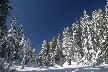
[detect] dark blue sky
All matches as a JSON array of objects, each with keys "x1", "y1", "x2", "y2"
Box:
[{"x1": 7, "y1": 0, "x2": 106, "y2": 54}]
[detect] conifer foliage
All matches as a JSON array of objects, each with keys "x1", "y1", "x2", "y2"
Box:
[
  {"x1": 0, "y1": 0, "x2": 37, "y2": 71},
  {"x1": 1, "y1": 0, "x2": 108, "y2": 71},
  {"x1": 38, "y1": 0, "x2": 108, "y2": 66}
]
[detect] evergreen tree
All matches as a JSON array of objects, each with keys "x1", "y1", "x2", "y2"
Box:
[
  {"x1": 20, "y1": 35, "x2": 27, "y2": 69},
  {"x1": 91, "y1": 9, "x2": 104, "y2": 62},
  {"x1": 102, "y1": 0, "x2": 108, "y2": 63},
  {"x1": 0, "y1": 0, "x2": 13, "y2": 59},
  {"x1": 26, "y1": 38, "x2": 33, "y2": 66},
  {"x1": 0, "y1": 0, "x2": 13, "y2": 38},
  {"x1": 32, "y1": 48, "x2": 37, "y2": 67},
  {"x1": 49, "y1": 37, "x2": 57, "y2": 66},
  {"x1": 62, "y1": 27, "x2": 73, "y2": 65},
  {"x1": 54, "y1": 33, "x2": 64, "y2": 66},
  {"x1": 17, "y1": 25, "x2": 24, "y2": 61},
  {"x1": 80, "y1": 10, "x2": 97, "y2": 65},
  {"x1": 91, "y1": 10, "x2": 100, "y2": 51},
  {"x1": 7, "y1": 15, "x2": 17, "y2": 61},
  {"x1": 39, "y1": 40, "x2": 49, "y2": 66},
  {"x1": 72, "y1": 19, "x2": 82, "y2": 63}
]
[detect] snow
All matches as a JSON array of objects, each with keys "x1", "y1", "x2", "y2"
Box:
[
  {"x1": 63, "y1": 61, "x2": 77, "y2": 66},
  {"x1": 9, "y1": 61, "x2": 108, "y2": 72},
  {"x1": 2, "y1": 1, "x2": 108, "y2": 72},
  {"x1": 12, "y1": 65, "x2": 108, "y2": 72}
]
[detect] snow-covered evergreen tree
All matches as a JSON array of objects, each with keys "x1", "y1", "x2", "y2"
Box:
[
  {"x1": 31, "y1": 48, "x2": 37, "y2": 67},
  {"x1": 26, "y1": 41, "x2": 37, "y2": 67},
  {"x1": 49, "y1": 37, "x2": 57, "y2": 66},
  {"x1": 26, "y1": 38, "x2": 33, "y2": 66},
  {"x1": 17, "y1": 25, "x2": 24, "y2": 62},
  {"x1": 20, "y1": 33, "x2": 27, "y2": 69},
  {"x1": 80, "y1": 10, "x2": 97, "y2": 65},
  {"x1": 91, "y1": 9, "x2": 104, "y2": 63},
  {"x1": 0, "y1": 0, "x2": 13, "y2": 39},
  {"x1": 102, "y1": 0, "x2": 108, "y2": 63},
  {"x1": 38, "y1": 40, "x2": 50, "y2": 66},
  {"x1": 0, "y1": 0, "x2": 13, "y2": 60},
  {"x1": 62, "y1": 27, "x2": 73, "y2": 65},
  {"x1": 91, "y1": 10, "x2": 99, "y2": 50},
  {"x1": 72, "y1": 19, "x2": 82, "y2": 63},
  {"x1": 54, "y1": 33, "x2": 64, "y2": 66},
  {"x1": 7, "y1": 15, "x2": 18, "y2": 61}
]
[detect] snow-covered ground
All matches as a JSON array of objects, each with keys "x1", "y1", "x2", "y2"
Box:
[
  {"x1": 13, "y1": 65, "x2": 108, "y2": 72},
  {"x1": 10, "y1": 61, "x2": 108, "y2": 72}
]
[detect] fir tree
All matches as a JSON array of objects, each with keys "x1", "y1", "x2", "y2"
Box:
[
  {"x1": 7, "y1": 15, "x2": 18, "y2": 61},
  {"x1": 62, "y1": 27, "x2": 73, "y2": 65},
  {"x1": 49, "y1": 37, "x2": 57, "y2": 66},
  {"x1": 72, "y1": 19, "x2": 82, "y2": 62},
  {"x1": 80, "y1": 10, "x2": 97, "y2": 65},
  {"x1": 20, "y1": 33, "x2": 27, "y2": 69},
  {"x1": 0, "y1": 0, "x2": 13, "y2": 38},
  {"x1": 102, "y1": 0, "x2": 108, "y2": 63},
  {"x1": 54, "y1": 33, "x2": 64, "y2": 66},
  {"x1": 17, "y1": 25, "x2": 24, "y2": 61},
  {"x1": 32, "y1": 48, "x2": 37, "y2": 67},
  {"x1": 39, "y1": 40, "x2": 50, "y2": 66},
  {"x1": 0, "y1": 0, "x2": 13, "y2": 60},
  {"x1": 26, "y1": 38, "x2": 33, "y2": 66}
]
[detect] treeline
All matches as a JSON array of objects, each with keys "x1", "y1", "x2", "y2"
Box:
[
  {"x1": 38, "y1": 0, "x2": 108, "y2": 66},
  {"x1": 1, "y1": 0, "x2": 108, "y2": 71},
  {"x1": 0, "y1": 0, "x2": 37, "y2": 70}
]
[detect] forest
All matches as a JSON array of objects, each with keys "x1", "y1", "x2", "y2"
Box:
[{"x1": 0, "y1": 0, "x2": 108, "y2": 71}]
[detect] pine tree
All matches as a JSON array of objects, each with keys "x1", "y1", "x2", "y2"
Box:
[
  {"x1": 91, "y1": 10, "x2": 100, "y2": 51},
  {"x1": 17, "y1": 25, "x2": 24, "y2": 61},
  {"x1": 91, "y1": 9, "x2": 104, "y2": 63},
  {"x1": 54, "y1": 33, "x2": 64, "y2": 66},
  {"x1": 0, "y1": 27, "x2": 9, "y2": 59},
  {"x1": 26, "y1": 38, "x2": 32, "y2": 66},
  {"x1": 0, "y1": 0, "x2": 13, "y2": 60},
  {"x1": 80, "y1": 10, "x2": 97, "y2": 65},
  {"x1": 62, "y1": 27, "x2": 73, "y2": 65},
  {"x1": 72, "y1": 19, "x2": 82, "y2": 63},
  {"x1": 102, "y1": 0, "x2": 108, "y2": 63},
  {"x1": 32, "y1": 48, "x2": 37, "y2": 67},
  {"x1": 20, "y1": 35, "x2": 27, "y2": 69},
  {"x1": 72, "y1": 19, "x2": 82, "y2": 48},
  {"x1": 7, "y1": 15, "x2": 18, "y2": 61},
  {"x1": 0, "y1": 0, "x2": 13, "y2": 38},
  {"x1": 49, "y1": 37, "x2": 57, "y2": 66},
  {"x1": 17, "y1": 25, "x2": 32, "y2": 69},
  {"x1": 39, "y1": 40, "x2": 49, "y2": 66},
  {"x1": 91, "y1": 8, "x2": 106, "y2": 64}
]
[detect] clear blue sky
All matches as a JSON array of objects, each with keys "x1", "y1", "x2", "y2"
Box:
[{"x1": 7, "y1": 0, "x2": 106, "y2": 54}]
